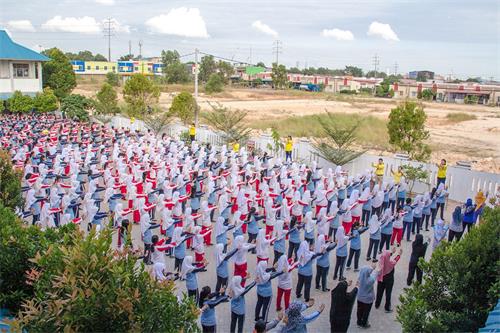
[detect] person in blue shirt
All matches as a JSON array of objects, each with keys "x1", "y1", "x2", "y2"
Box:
[
  {"x1": 422, "y1": 192, "x2": 432, "y2": 231},
  {"x1": 181, "y1": 255, "x2": 207, "y2": 302},
  {"x1": 379, "y1": 208, "x2": 394, "y2": 253},
  {"x1": 215, "y1": 244, "x2": 237, "y2": 292},
  {"x1": 462, "y1": 198, "x2": 476, "y2": 233},
  {"x1": 315, "y1": 234, "x2": 338, "y2": 292},
  {"x1": 279, "y1": 300, "x2": 325, "y2": 333},
  {"x1": 255, "y1": 261, "x2": 274, "y2": 322},
  {"x1": 273, "y1": 220, "x2": 286, "y2": 265},
  {"x1": 396, "y1": 182, "x2": 407, "y2": 210},
  {"x1": 172, "y1": 226, "x2": 190, "y2": 272},
  {"x1": 296, "y1": 240, "x2": 320, "y2": 302},
  {"x1": 287, "y1": 217, "x2": 303, "y2": 261},
  {"x1": 430, "y1": 188, "x2": 438, "y2": 227},
  {"x1": 402, "y1": 198, "x2": 414, "y2": 242},
  {"x1": 247, "y1": 207, "x2": 265, "y2": 251},
  {"x1": 346, "y1": 223, "x2": 368, "y2": 272},
  {"x1": 199, "y1": 286, "x2": 229, "y2": 333},
  {"x1": 436, "y1": 183, "x2": 448, "y2": 220},
  {"x1": 366, "y1": 215, "x2": 381, "y2": 261},
  {"x1": 334, "y1": 226, "x2": 350, "y2": 280},
  {"x1": 229, "y1": 275, "x2": 256, "y2": 333}
]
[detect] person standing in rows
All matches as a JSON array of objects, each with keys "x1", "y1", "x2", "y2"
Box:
[
  {"x1": 329, "y1": 280, "x2": 358, "y2": 333},
  {"x1": 366, "y1": 215, "x2": 381, "y2": 262},
  {"x1": 356, "y1": 264, "x2": 380, "y2": 329},
  {"x1": 296, "y1": 240, "x2": 317, "y2": 302},
  {"x1": 276, "y1": 254, "x2": 299, "y2": 312},
  {"x1": 199, "y1": 286, "x2": 229, "y2": 333},
  {"x1": 375, "y1": 248, "x2": 402, "y2": 313},
  {"x1": 379, "y1": 208, "x2": 394, "y2": 253},
  {"x1": 448, "y1": 205, "x2": 464, "y2": 242},
  {"x1": 436, "y1": 184, "x2": 448, "y2": 220},
  {"x1": 229, "y1": 275, "x2": 256, "y2": 333},
  {"x1": 402, "y1": 198, "x2": 414, "y2": 242},
  {"x1": 333, "y1": 226, "x2": 349, "y2": 280},
  {"x1": 407, "y1": 234, "x2": 429, "y2": 285}
]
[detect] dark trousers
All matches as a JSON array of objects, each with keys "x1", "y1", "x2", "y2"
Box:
[
  {"x1": 255, "y1": 295, "x2": 271, "y2": 321},
  {"x1": 423, "y1": 214, "x2": 430, "y2": 230},
  {"x1": 402, "y1": 221, "x2": 412, "y2": 241},
  {"x1": 366, "y1": 238, "x2": 380, "y2": 260},
  {"x1": 361, "y1": 209, "x2": 371, "y2": 225},
  {"x1": 375, "y1": 274, "x2": 394, "y2": 311},
  {"x1": 230, "y1": 311, "x2": 245, "y2": 333},
  {"x1": 216, "y1": 276, "x2": 228, "y2": 292},
  {"x1": 407, "y1": 261, "x2": 423, "y2": 286},
  {"x1": 175, "y1": 257, "x2": 184, "y2": 272},
  {"x1": 248, "y1": 233, "x2": 257, "y2": 253},
  {"x1": 285, "y1": 151, "x2": 292, "y2": 162},
  {"x1": 430, "y1": 208, "x2": 437, "y2": 227},
  {"x1": 372, "y1": 206, "x2": 382, "y2": 218},
  {"x1": 437, "y1": 177, "x2": 446, "y2": 186},
  {"x1": 437, "y1": 202, "x2": 445, "y2": 220},
  {"x1": 397, "y1": 197, "x2": 405, "y2": 210},
  {"x1": 333, "y1": 255, "x2": 346, "y2": 280},
  {"x1": 288, "y1": 242, "x2": 300, "y2": 261},
  {"x1": 346, "y1": 248, "x2": 360, "y2": 270},
  {"x1": 412, "y1": 216, "x2": 422, "y2": 234},
  {"x1": 296, "y1": 274, "x2": 312, "y2": 301},
  {"x1": 328, "y1": 227, "x2": 337, "y2": 241},
  {"x1": 315, "y1": 265, "x2": 329, "y2": 290},
  {"x1": 463, "y1": 222, "x2": 473, "y2": 233},
  {"x1": 202, "y1": 324, "x2": 216, "y2": 333},
  {"x1": 448, "y1": 229, "x2": 463, "y2": 242},
  {"x1": 389, "y1": 200, "x2": 396, "y2": 214},
  {"x1": 187, "y1": 288, "x2": 199, "y2": 305},
  {"x1": 379, "y1": 233, "x2": 391, "y2": 252},
  {"x1": 356, "y1": 301, "x2": 373, "y2": 327}
]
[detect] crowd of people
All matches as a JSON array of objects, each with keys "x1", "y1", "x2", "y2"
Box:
[{"x1": 1, "y1": 113, "x2": 495, "y2": 333}]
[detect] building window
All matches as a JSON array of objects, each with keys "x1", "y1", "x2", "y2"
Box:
[
  {"x1": 35, "y1": 63, "x2": 39, "y2": 79},
  {"x1": 411, "y1": 91, "x2": 417, "y2": 97},
  {"x1": 87, "y1": 66, "x2": 91, "y2": 70},
  {"x1": 96, "y1": 66, "x2": 100, "y2": 70},
  {"x1": 104, "y1": 66, "x2": 108, "y2": 70},
  {"x1": 13, "y1": 63, "x2": 29, "y2": 78},
  {"x1": 112, "y1": 66, "x2": 116, "y2": 71},
  {"x1": 134, "y1": 67, "x2": 139, "y2": 71}
]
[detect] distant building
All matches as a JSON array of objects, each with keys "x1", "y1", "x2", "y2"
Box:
[
  {"x1": 71, "y1": 60, "x2": 164, "y2": 76},
  {"x1": 409, "y1": 70, "x2": 435, "y2": 81},
  {"x1": 0, "y1": 30, "x2": 49, "y2": 99}
]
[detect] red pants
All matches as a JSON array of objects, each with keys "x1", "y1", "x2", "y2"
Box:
[
  {"x1": 342, "y1": 221, "x2": 353, "y2": 235},
  {"x1": 265, "y1": 225, "x2": 274, "y2": 237},
  {"x1": 234, "y1": 262, "x2": 247, "y2": 286},
  {"x1": 186, "y1": 237, "x2": 192, "y2": 249},
  {"x1": 352, "y1": 215, "x2": 361, "y2": 223},
  {"x1": 276, "y1": 287, "x2": 291, "y2": 311},
  {"x1": 133, "y1": 210, "x2": 140, "y2": 223},
  {"x1": 391, "y1": 227, "x2": 403, "y2": 245},
  {"x1": 240, "y1": 214, "x2": 247, "y2": 234},
  {"x1": 195, "y1": 251, "x2": 204, "y2": 267},
  {"x1": 201, "y1": 225, "x2": 212, "y2": 245}
]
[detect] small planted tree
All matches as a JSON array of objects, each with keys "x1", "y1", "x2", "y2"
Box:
[
  {"x1": 400, "y1": 164, "x2": 429, "y2": 194},
  {"x1": 420, "y1": 89, "x2": 435, "y2": 101},
  {"x1": 60, "y1": 94, "x2": 94, "y2": 121},
  {"x1": 105, "y1": 71, "x2": 120, "y2": 87},
  {"x1": 96, "y1": 83, "x2": 120, "y2": 115},
  {"x1": 397, "y1": 207, "x2": 500, "y2": 332},
  {"x1": 33, "y1": 88, "x2": 58, "y2": 113},
  {"x1": 205, "y1": 73, "x2": 224, "y2": 94},
  {"x1": 271, "y1": 63, "x2": 287, "y2": 89},
  {"x1": 123, "y1": 74, "x2": 160, "y2": 118},
  {"x1": 143, "y1": 108, "x2": 174, "y2": 136},
  {"x1": 387, "y1": 100, "x2": 431, "y2": 161},
  {"x1": 312, "y1": 111, "x2": 365, "y2": 166},
  {"x1": 203, "y1": 103, "x2": 252, "y2": 144},
  {"x1": 6, "y1": 91, "x2": 33, "y2": 113},
  {"x1": 266, "y1": 126, "x2": 284, "y2": 155},
  {"x1": 169, "y1": 92, "x2": 198, "y2": 125}
]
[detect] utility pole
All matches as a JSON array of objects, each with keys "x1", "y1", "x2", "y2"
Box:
[
  {"x1": 273, "y1": 40, "x2": 282, "y2": 65},
  {"x1": 393, "y1": 62, "x2": 399, "y2": 75},
  {"x1": 103, "y1": 18, "x2": 114, "y2": 62},
  {"x1": 249, "y1": 46, "x2": 252, "y2": 65},
  {"x1": 138, "y1": 40, "x2": 143, "y2": 59},
  {"x1": 128, "y1": 40, "x2": 132, "y2": 56},
  {"x1": 372, "y1": 53, "x2": 380, "y2": 76},
  {"x1": 194, "y1": 48, "x2": 199, "y2": 126}
]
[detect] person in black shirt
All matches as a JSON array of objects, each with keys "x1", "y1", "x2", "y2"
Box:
[{"x1": 406, "y1": 234, "x2": 429, "y2": 285}]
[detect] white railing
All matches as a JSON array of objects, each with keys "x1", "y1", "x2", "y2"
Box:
[{"x1": 106, "y1": 115, "x2": 500, "y2": 203}]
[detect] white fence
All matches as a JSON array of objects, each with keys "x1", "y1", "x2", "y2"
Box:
[{"x1": 107, "y1": 116, "x2": 500, "y2": 203}]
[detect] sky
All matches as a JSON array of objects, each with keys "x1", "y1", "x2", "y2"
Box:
[{"x1": 1, "y1": 0, "x2": 499, "y2": 79}]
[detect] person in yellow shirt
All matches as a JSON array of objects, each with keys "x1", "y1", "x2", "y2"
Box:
[
  {"x1": 285, "y1": 136, "x2": 293, "y2": 162},
  {"x1": 233, "y1": 142, "x2": 240, "y2": 153},
  {"x1": 189, "y1": 123, "x2": 196, "y2": 142},
  {"x1": 436, "y1": 159, "x2": 447, "y2": 186},
  {"x1": 390, "y1": 166, "x2": 404, "y2": 184},
  {"x1": 372, "y1": 158, "x2": 385, "y2": 184}
]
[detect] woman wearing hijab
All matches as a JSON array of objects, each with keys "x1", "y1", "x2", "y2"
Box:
[
  {"x1": 199, "y1": 286, "x2": 229, "y2": 333},
  {"x1": 356, "y1": 264, "x2": 379, "y2": 328},
  {"x1": 256, "y1": 228, "x2": 275, "y2": 264},
  {"x1": 328, "y1": 202, "x2": 340, "y2": 241},
  {"x1": 172, "y1": 226, "x2": 188, "y2": 271},
  {"x1": 448, "y1": 205, "x2": 464, "y2": 242},
  {"x1": 273, "y1": 220, "x2": 287, "y2": 265},
  {"x1": 462, "y1": 198, "x2": 476, "y2": 233},
  {"x1": 315, "y1": 234, "x2": 331, "y2": 292},
  {"x1": 276, "y1": 254, "x2": 299, "y2": 311},
  {"x1": 296, "y1": 240, "x2": 318, "y2": 302},
  {"x1": 233, "y1": 235, "x2": 256, "y2": 286},
  {"x1": 375, "y1": 248, "x2": 402, "y2": 312},
  {"x1": 379, "y1": 208, "x2": 394, "y2": 253},
  {"x1": 215, "y1": 243, "x2": 237, "y2": 292},
  {"x1": 436, "y1": 183, "x2": 448, "y2": 220},
  {"x1": 229, "y1": 275, "x2": 256, "y2": 333},
  {"x1": 255, "y1": 261, "x2": 273, "y2": 322},
  {"x1": 280, "y1": 300, "x2": 324, "y2": 333},
  {"x1": 366, "y1": 215, "x2": 381, "y2": 261},
  {"x1": 433, "y1": 219, "x2": 448, "y2": 250},
  {"x1": 407, "y1": 234, "x2": 428, "y2": 285},
  {"x1": 215, "y1": 216, "x2": 234, "y2": 252},
  {"x1": 333, "y1": 226, "x2": 349, "y2": 280},
  {"x1": 181, "y1": 255, "x2": 207, "y2": 302},
  {"x1": 330, "y1": 280, "x2": 358, "y2": 333}
]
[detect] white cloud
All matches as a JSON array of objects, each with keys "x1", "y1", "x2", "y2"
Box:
[
  {"x1": 95, "y1": 0, "x2": 115, "y2": 5},
  {"x1": 107, "y1": 18, "x2": 130, "y2": 33},
  {"x1": 251, "y1": 20, "x2": 278, "y2": 38},
  {"x1": 321, "y1": 28, "x2": 354, "y2": 41},
  {"x1": 145, "y1": 7, "x2": 209, "y2": 38},
  {"x1": 367, "y1": 21, "x2": 399, "y2": 41},
  {"x1": 7, "y1": 20, "x2": 35, "y2": 32},
  {"x1": 42, "y1": 16, "x2": 101, "y2": 34}
]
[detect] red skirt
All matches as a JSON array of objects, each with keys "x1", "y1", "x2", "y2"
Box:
[
  {"x1": 265, "y1": 225, "x2": 274, "y2": 237},
  {"x1": 342, "y1": 221, "x2": 353, "y2": 235},
  {"x1": 202, "y1": 225, "x2": 212, "y2": 245},
  {"x1": 133, "y1": 209, "x2": 140, "y2": 223},
  {"x1": 195, "y1": 251, "x2": 204, "y2": 266},
  {"x1": 234, "y1": 262, "x2": 247, "y2": 286}
]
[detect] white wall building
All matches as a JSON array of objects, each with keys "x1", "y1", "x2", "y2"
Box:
[{"x1": 0, "y1": 30, "x2": 49, "y2": 99}]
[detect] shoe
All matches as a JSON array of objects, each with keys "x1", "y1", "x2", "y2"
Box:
[
  {"x1": 366, "y1": 257, "x2": 371, "y2": 261},
  {"x1": 333, "y1": 276, "x2": 337, "y2": 280},
  {"x1": 385, "y1": 308, "x2": 393, "y2": 313},
  {"x1": 425, "y1": 228, "x2": 429, "y2": 231},
  {"x1": 322, "y1": 288, "x2": 330, "y2": 292},
  {"x1": 372, "y1": 259, "x2": 378, "y2": 263},
  {"x1": 315, "y1": 286, "x2": 320, "y2": 290},
  {"x1": 346, "y1": 266, "x2": 351, "y2": 270},
  {"x1": 375, "y1": 305, "x2": 380, "y2": 309},
  {"x1": 296, "y1": 294, "x2": 302, "y2": 298},
  {"x1": 354, "y1": 268, "x2": 359, "y2": 272},
  {"x1": 378, "y1": 251, "x2": 382, "y2": 255}
]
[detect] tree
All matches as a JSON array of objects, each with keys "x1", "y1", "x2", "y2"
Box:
[
  {"x1": 271, "y1": 63, "x2": 287, "y2": 89},
  {"x1": 202, "y1": 103, "x2": 252, "y2": 144},
  {"x1": 65, "y1": 50, "x2": 107, "y2": 61},
  {"x1": 400, "y1": 164, "x2": 429, "y2": 194},
  {"x1": 6, "y1": 91, "x2": 33, "y2": 113},
  {"x1": 94, "y1": 53, "x2": 108, "y2": 61},
  {"x1": 375, "y1": 79, "x2": 395, "y2": 98},
  {"x1": 161, "y1": 50, "x2": 190, "y2": 84},
  {"x1": 466, "y1": 77, "x2": 481, "y2": 83},
  {"x1": 312, "y1": 111, "x2": 366, "y2": 166},
  {"x1": 122, "y1": 74, "x2": 160, "y2": 118},
  {"x1": 397, "y1": 207, "x2": 500, "y2": 332},
  {"x1": 366, "y1": 70, "x2": 387, "y2": 79},
  {"x1": 267, "y1": 127, "x2": 284, "y2": 155},
  {"x1": 143, "y1": 108, "x2": 174, "y2": 136},
  {"x1": 42, "y1": 48, "x2": 76, "y2": 99},
  {"x1": 199, "y1": 55, "x2": 217, "y2": 82},
  {"x1": 421, "y1": 89, "x2": 435, "y2": 101},
  {"x1": 60, "y1": 94, "x2": 94, "y2": 121},
  {"x1": 33, "y1": 88, "x2": 58, "y2": 113},
  {"x1": 217, "y1": 61, "x2": 234, "y2": 83},
  {"x1": 344, "y1": 66, "x2": 363, "y2": 77},
  {"x1": 13, "y1": 228, "x2": 198, "y2": 332},
  {"x1": 387, "y1": 100, "x2": 431, "y2": 161},
  {"x1": 205, "y1": 73, "x2": 224, "y2": 94},
  {"x1": 106, "y1": 72, "x2": 120, "y2": 87},
  {"x1": 256, "y1": 61, "x2": 266, "y2": 68},
  {"x1": 95, "y1": 83, "x2": 120, "y2": 115},
  {"x1": 0, "y1": 150, "x2": 22, "y2": 210},
  {"x1": 118, "y1": 54, "x2": 134, "y2": 61},
  {"x1": 169, "y1": 92, "x2": 197, "y2": 125}
]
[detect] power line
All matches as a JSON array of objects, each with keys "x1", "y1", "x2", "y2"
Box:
[
  {"x1": 103, "y1": 18, "x2": 115, "y2": 62},
  {"x1": 372, "y1": 53, "x2": 380, "y2": 73},
  {"x1": 198, "y1": 51, "x2": 253, "y2": 66},
  {"x1": 273, "y1": 40, "x2": 282, "y2": 65}
]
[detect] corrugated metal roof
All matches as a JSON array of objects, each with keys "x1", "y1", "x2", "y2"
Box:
[
  {"x1": 479, "y1": 299, "x2": 500, "y2": 332},
  {"x1": 0, "y1": 30, "x2": 49, "y2": 61}
]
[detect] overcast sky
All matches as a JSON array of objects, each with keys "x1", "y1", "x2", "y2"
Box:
[{"x1": 1, "y1": 0, "x2": 499, "y2": 79}]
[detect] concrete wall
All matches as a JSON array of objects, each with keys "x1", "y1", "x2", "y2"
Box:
[{"x1": 0, "y1": 60, "x2": 43, "y2": 98}]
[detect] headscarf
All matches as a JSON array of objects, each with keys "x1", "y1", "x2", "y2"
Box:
[
  {"x1": 215, "y1": 243, "x2": 225, "y2": 266},
  {"x1": 256, "y1": 229, "x2": 269, "y2": 256},
  {"x1": 368, "y1": 215, "x2": 380, "y2": 235},
  {"x1": 434, "y1": 219, "x2": 447, "y2": 240},
  {"x1": 283, "y1": 301, "x2": 305, "y2": 332},
  {"x1": 297, "y1": 240, "x2": 313, "y2": 266},
  {"x1": 452, "y1": 206, "x2": 462, "y2": 224},
  {"x1": 180, "y1": 255, "x2": 195, "y2": 279},
  {"x1": 357, "y1": 266, "x2": 375, "y2": 303},
  {"x1": 277, "y1": 254, "x2": 289, "y2": 273},
  {"x1": 274, "y1": 219, "x2": 285, "y2": 239},
  {"x1": 475, "y1": 190, "x2": 486, "y2": 208},
  {"x1": 256, "y1": 260, "x2": 270, "y2": 283},
  {"x1": 172, "y1": 226, "x2": 184, "y2": 245},
  {"x1": 234, "y1": 235, "x2": 245, "y2": 250},
  {"x1": 154, "y1": 262, "x2": 167, "y2": 281},
  {"x1": 229, "y1": 275, "x2": 245, "y2": 298},
  {"x1": 378, "y1": 250, "x2": 397, "y2": 282},
  {"x1": 215, "y1": 216, "x2": 226, "y2": 237},
  {"x1": 336, "y1": 226, "x2": 348, "y2": 248}
]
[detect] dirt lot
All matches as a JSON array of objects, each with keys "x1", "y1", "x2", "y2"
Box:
[{"x1": 74, "y1": 84, "x2": 500, "y2": 173}]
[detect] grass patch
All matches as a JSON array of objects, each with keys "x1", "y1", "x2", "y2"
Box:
[
  {"x1": 445, "y1": 112, "x2": 477, "y2": 123},
  {"x1": 249, "y1": 113, "x2": 389, "y2": 149}
]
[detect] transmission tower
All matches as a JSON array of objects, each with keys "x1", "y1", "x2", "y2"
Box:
[
  {"x1": 273, "y1": 40, "x2": 282, "y2": 65},
  {"x1": 103, "y1": 18, "x2": 115, "y2": 62},
  {"x1": 372, "y1": 54, "x2": 380, "y2": 73}
]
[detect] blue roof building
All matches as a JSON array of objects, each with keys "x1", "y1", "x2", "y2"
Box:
[{"x1": 0, "y1": 30, "x2": 49, "y2": 99}]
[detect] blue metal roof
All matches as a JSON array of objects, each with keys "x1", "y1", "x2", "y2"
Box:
[
  {"x1": 480, "y1": 299, "x2": 500, "y2": 332},
  {"x1": 0, "y1": 30, "x2": 49, "y2": 61}
]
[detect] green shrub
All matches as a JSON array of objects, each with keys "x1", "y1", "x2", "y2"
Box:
[
  {"x1": 33, "y1": 88, "x2": 58, "y2": 113},
  {"x1": 0, "y1": 150, "x2": 22, "y2": 210},
  {"x1": 397, "y1": 207, "x2": 500, "y2": 332},
  {"x1": 106, "y1": 71, "x2": 120, "y2": 87},
  {"x1": 339, "y1": 89, "x2": 357, "y2": 95},
  {"x1": 96, "y1": 83, "x2": 120, "y2": 115},
  {"x1": 60, "y1": 94, "x2": 94, "y2": 121},
  {"x1": 6, "y1": 91, "x2": 33, "y2": 113},
  {"x1": 205, "y1": 73, "x2": 224, "y2": 94},
  {"x1": 464, "y1": 95, "x2": 479, "y2": 104},
  {"x1": 445, "y1": 112, "x2": 477, "y2": 123},
  {"x1": 170, "y1": 92, "x2": 197, "y2": 125}
]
